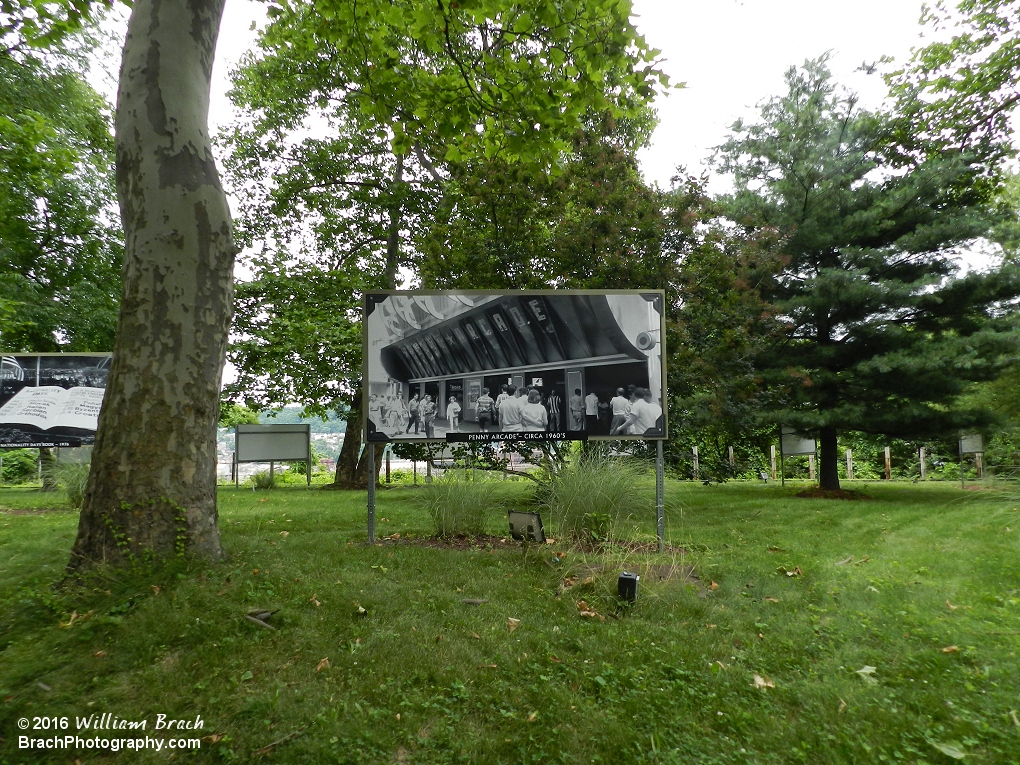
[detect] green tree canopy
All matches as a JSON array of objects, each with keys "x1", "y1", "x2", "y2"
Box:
[
  {"x1": 221, "y1": 0, "x2": 669, "y2": 486},
  {"x1": 0, "y1": 37, "x2": 121, "y2": 352},
  {"x1": 714, "y1": 56, "x2": 1020, "y2": 489}
]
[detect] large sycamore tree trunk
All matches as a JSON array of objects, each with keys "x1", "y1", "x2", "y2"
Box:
[{"x1": 69, "y1": 0, "x2": 232, "y2": 572}]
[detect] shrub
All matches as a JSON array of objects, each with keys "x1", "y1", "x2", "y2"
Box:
[
  {"x1": 417, "y1": 472, "x2": 498, "y2": 537},
  {"x1": 543, "y1": 453, "x2": 645, "y2": 543},
  {"x1": 0, "y1": 449, "x2": 38, "y2": 484},
  {"x1": 251, "y1": 470, "x2": 277, "y2": 490},
  {"x1": 52, "y1": 460, "x2": 91, "y2": 509}
]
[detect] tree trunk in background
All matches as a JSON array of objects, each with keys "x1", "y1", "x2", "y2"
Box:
[
  {"x1": 69, "y1": 0, "x2": 232, "y2": 572},
  {"x1": 818, "y1": 425, "x2": 840, "y2": 491},
  {"x1": 39, "y1": 448, "x2": 58, "y2": 492},
  {"x1": 332, "y1": 388, "x2": 367, "y2": 489}
]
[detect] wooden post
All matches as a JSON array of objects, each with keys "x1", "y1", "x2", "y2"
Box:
[
  {"x1": 919, "y1": 447, "x2": 926, "y2": 480},
  {"x1": 413, "y1": 460, "x2": 417, "y2": 485},
  {"x1": 846, "y1": 448, "x2": 853, "y2": 481},
  {"x1": 975, "y1": 452, "x2": 984, "y2": 479},
  {"x1": 884, "y1": 446, "x2": 891, "y2": 481},
  {"x1": 770, "y1": 445, "x2": 777, "y2": 480},
  {"x1": 385, "y1": 447, "x2": 391, "y2": 483},
  {"x1": 692, "y1": 445, "x2": 699, "y2": 481},
  {"x1": 808, "y1": 454, "x2": 816, "y2": 481},
  {"x1": 728, "y1": 445, "x2": 735, "y2": 469}
]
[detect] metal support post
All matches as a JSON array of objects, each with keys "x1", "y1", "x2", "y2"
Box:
[
  {"x1": 656, "y1": 439, "x2": 665, "y2": 554},
  {"x1": 367, "y1": 443, "x2": 376, "y2": 543}
]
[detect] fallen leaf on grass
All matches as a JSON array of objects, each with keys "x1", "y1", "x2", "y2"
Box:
[
  {"x1": 834, "y1": 556, "x2": 853, "y2": 566},
  {"x1": 203, "y1": 734, "x2": 224, "y2": 744},
  {"x1": 471, "y1": 632, "x2": 480, "y2": 640},
  {"x1": 478, "y1": 664, "x2": 498, "y2": 669},
  {"x1": 764, "y1": 597, "x2": 780, "y2": 603},
  {"x1": 777, "y1": 566, "x2": 804, "y2": 577},
  {"x1": 550, "y1": 655, "x2": 563, "y2": 664},
  {"x1": 855, "y1": 666, "x2": 878, "y2": 685},
  {"x1": 244, "y1": 614, "x2": 276, "y2": 631},
  {"x1": 150, "y1": 585, "x2": 161, "y2": 595},
  {"x1": 941, "y1": 645, "x2": 959, "y2": 653},
  {"x1": 766, "y1": 546, "x2": 787, "y2": 553},
  {"x1": 946, "y1": 600, "x2": 959, "y2": 610},
  {"x1": 753, "y1": 674, "x2": 775, "y2": 689},
  {"x1": 355, "y1": 605, "x2": 368, "y2": 616},
  {"x1": 1009, "y1": 710, "x2": 1019, "y2": 727},
  {"x1": 545, "y1": 538, "x2": 556, "y2": 545},
  {"x1": 60, "y1": 610, "x2": 79, "y2": 629},
  {"x1": 527, "y1": 711, "x2": 537, "y2": 722},
  {"x1": 706, "y1": 624, "x2": 717, "y2": 629},
  {"x1": 310, "y1": 595, "x2": 321, "y2": 607},
  {"x1": 93, "y1": 651, "x2": 106, "y2": 658},
  {"x1": 866, "y1": 585, "x2": 880, "y2": 593},
  {"x1": 279, "y1": 531, "x2": 289, "y2": 537},
  {"x1": 575, "y1": 601, "x2": 605, "y2": 621},
  {"x1": 315, "y1": 658, "x2": 329, "y2": 672},
  {"x1": 928, "y1": 740, "x2": 967, "y2": 760},
  {"x1": 216, "y1": 589, "x2": 228, "y2": 596},
  {"x1": 709, "y1": 581, "x2": 719, "y2": 591},
  {"x1": 838, "y1": 698, "x2": 847, "y2": 713},
  {"x1": 507, "y1": 617, "x2": 520, "y2": 633}
]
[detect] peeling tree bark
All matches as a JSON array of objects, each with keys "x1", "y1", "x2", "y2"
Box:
[{"x1": 68, "y1": 0, "x2": 232, "y2": 571}]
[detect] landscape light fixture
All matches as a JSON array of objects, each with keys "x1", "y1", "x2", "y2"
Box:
[
  {"x1": 618, "y1": 571, "x2": 639, "y2": 602},
  {"x1": 508, "y1": 510, "x2": 546, "y2": 544}
]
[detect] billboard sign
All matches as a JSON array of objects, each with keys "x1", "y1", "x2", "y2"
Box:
[
  {"x1": 364, "y1": 290, "x2": 666, "y2": 442},
  {"x1": 0, "y1": 354, "x2": 111, "y2": 448}
]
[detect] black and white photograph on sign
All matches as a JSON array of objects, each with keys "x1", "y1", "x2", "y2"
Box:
[
  {"x1": 0, "y1": 354, "x2": 111, "y2": 448},
  {"x1": 364, "y1": 291, "x2": 666, "y2": 442}
]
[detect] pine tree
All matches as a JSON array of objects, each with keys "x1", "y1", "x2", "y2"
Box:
[{"x1": 714, "y1": 56, "x2": 1020, "y2": 490}]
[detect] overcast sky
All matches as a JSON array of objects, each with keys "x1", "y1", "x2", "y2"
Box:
[{"x1": 196, "y1": 0, "x2": 930, "y2": 192}]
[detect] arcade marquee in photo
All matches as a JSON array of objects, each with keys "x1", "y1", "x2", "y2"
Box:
[{"x1": 363, "y1": 290, "x2": 666, "y2": 442}]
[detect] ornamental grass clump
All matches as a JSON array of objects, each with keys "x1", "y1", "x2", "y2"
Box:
[
  {"x1": 544, "y1": 453, "x2": 644, "y2": 543},
  {"x1": 418, "y1": 472, "x2": 499, "y2": 537},
  {"x1": 251, "y1": 470, "x2": 277, "y2": 491},
  {"x1": 53, "y1": 460, "x2": 91, "y2": 509}
]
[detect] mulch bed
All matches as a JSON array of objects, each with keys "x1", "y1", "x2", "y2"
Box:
[
  {"x1": 373, "y1": 533, "x2": 688, "y2": 556},
  {"x1": 0, "y1": 506, "x2": 67, "y2": 515},
  {"x1": 795, "y1": 488, "x2": 868, "y2": 500}
]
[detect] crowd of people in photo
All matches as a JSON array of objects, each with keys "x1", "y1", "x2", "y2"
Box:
[{"x1": 368, "y1": 382, "x2": 663, "y2": 438}]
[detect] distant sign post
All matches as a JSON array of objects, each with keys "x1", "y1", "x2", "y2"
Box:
[
  {"x1": 958, "y1": 432, "x2": 985, "y2": 489},
  {"x1": 234, "y1": 424, "x2": 312, "y2": 487},
  {"x1": 779, "y1": 426, "x2": 816, "y2": 487}
]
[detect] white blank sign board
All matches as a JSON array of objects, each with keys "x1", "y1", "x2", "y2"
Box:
[{"x1": 235, "y1": 424, "x2": 310, "y2": 462}]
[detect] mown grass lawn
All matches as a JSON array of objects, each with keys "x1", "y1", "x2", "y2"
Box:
[{"x1": 0, "y1": 479, "x2": 1018, "y2": 764}]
